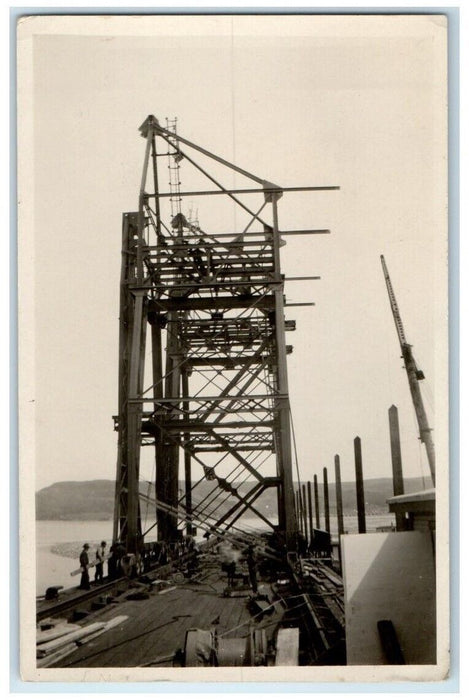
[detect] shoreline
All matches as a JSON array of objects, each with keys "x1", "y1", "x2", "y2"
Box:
[{"x1": 44, "y1": 511, "x2": 396, "y2": 561}]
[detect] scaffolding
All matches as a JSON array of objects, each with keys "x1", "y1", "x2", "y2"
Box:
[{"x1": 113, "y1": 115, "x2": 338, "y2": 553}]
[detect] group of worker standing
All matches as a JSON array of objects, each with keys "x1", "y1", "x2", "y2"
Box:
[
  {"x1": 78, "y1": 540, "x2": 126, "y2": 590},
  {"x1": 78, "y1": 536, "x2": 197, "y2": 590}
]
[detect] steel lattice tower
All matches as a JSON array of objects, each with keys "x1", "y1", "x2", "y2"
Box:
[{"x1": 113, "y1": 115, "x2": 338, "y2": 553}]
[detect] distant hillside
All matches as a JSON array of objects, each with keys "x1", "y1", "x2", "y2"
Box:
[
  {"x1": 36, "y1": 476, "x2": 432, "y2": 521},
  {"x1": 36, "y1": 480, "x2": 116, "y2": 521}
]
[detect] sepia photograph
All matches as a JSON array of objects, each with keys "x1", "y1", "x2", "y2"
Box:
[{"x1": 17, "y1": 13, "x2": 449, "y2": 683}]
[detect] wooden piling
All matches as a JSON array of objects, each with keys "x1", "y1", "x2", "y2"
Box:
[
  {"x1": 313, "y1": 475, "x2": 320, "y2": 529},
  {"x1": 307, "y1": 481, "x2": 314, "y2": 548},
  {"x1": 296, "y1": 489, "x2": 304, "y2": 535},
  {"x1": 302, "y1": 483, "x2": 308, "y2": 540},
  {"x1": 334, "y1": 455, "x2": 344, "y2": 574},
  {"x1": 295, "y1": 490, "x2": 300, "y2": 533},
  {"x1": 299, "y1": 485, "x2": 306, "y2": 536},
  {"x1": 354, "y1": 436, "x2": 366, "y2": 533},
  {"x1": 388, "y1": 405, "x2": 406, "y2": 530},
  {"x1": 323, "y1": 467, "x2": 330, "y2": 533},
  {"x1": 334, "y1": 455, "x2": 345, "y2": 536}
]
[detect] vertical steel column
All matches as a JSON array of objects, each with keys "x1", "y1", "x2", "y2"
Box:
[
  {"x1": 271, "y1": 193, "x2": 297, "y2": 547},
  {"x1": 125, "y1": 292, "x2": 147, "y2": 553},
  {"x1": 114, "y1": 214, "x2": 134, "y2": 544},
  {"x1": 122, "y1": 119, "x2": 153, "y2": 553},
  {"x1": 149, "y1": 127, "x2": 170, "y2": 540},
  {"x1": 136, "y1": 126, "x2": 153, "y2": 284},
  {"x1": 114, "y1": 212, "x2": 147, "y2": 553},
  {"x1": 354, "y1": 436, "x2": 367, "y2": 534},
  {"x1": 388, "y1": 405, "x2": 406, "y2": 531},
  {"x1": 150, "y1": 317, "x2": 164, "y2": 535},
  {"x1": 182, "y1": 371, "x2": 192, "y2": 535},
  {"x1": 160, "y1": 313, "x2": 182, "y2": 541},
  {"x1": 150, "y1": 132, "x2": 163, "y2": 244}
]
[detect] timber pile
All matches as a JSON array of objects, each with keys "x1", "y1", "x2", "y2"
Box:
[{"x1": 36, "y1": 615, "x2": 129, "y2": 668}]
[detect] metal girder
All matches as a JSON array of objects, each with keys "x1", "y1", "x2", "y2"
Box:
[
  {"x1": 220, "y1": 479, "x2": 281, "y2": 532},
  {"x1": 147, "y1": 420, "x2": 274, "y2": 431},
  {"x1": 151, "y1": 185, "x2": 340, "y2": 199},
  {"x1": 143, "y1": 228, "x2": 330, "y2": 241},
  {"x1": 193, "y1": 445, "x2": 273, "y2": 453}
]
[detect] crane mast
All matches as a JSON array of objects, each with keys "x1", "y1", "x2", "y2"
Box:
[{"x1": 380, "y1": 255, "x2": 435, "y2": 486}]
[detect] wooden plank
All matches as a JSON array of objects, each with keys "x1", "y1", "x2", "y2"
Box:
[
  {"x1": 70, "y1": 554, "x2": 111, "y2": 577},
  {"x1": 37, "y1": 624, "x2": 80, "y2": 644},
  {"x1": 59, "y1": 597, "x2": 163, "y2": 667},
  {"x1": 37, "y1": 623, "x2": 106, "y2": 657},
  {"x1": 316, "y1": 565, "x2": 343, "y2": 588},
  {"x1": 37, "y1": 643, "x2": 78, "y2": 669},
  {"x1": 81, "y1": 616, "x2": 129, "y2": 644}
]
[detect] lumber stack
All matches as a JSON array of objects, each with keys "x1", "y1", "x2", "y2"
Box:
[{"x1": 36, "y1": 615, "x2": 128, "y2": 668}]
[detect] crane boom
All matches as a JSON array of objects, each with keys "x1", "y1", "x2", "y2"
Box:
[{"x1": 380, "y1": 255, "x2": 435, "y2": 486}]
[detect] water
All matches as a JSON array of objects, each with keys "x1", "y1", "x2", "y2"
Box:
[
  {"x1": 36, "y1": 520, "x2": 157, "y2": 596},
  {"x1": 36, "y1": 513, "x2": 396, "y2": 596}
]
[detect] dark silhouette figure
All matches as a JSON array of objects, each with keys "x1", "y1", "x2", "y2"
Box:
[
  {"x1": 79, "y1": 544, "x2": 91, "y2": 590},
  {"x1": 95, "y1": 541, "x2": 106, "y2": 584}
]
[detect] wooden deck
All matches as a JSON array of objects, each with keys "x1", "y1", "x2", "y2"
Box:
[{"x1": 48, "y1": 561, "x2": 282, "y2": 668}]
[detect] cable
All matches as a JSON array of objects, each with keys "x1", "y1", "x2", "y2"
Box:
[{"x1": 289, "y1": 406, "x2": 303, "y2": 514}]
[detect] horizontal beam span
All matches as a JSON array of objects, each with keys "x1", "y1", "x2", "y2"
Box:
[
  {"x1": 149, "y1": 185, "x2": 340, "y2": 199},
  {"x1": 184, "y1": 357, "x2": 268, "y2": 368},
  {"x1": 133, "y1": 393, "x2": 285, "y2": 403},
  {"x1": 149, "y1": 296, "x2": 275, "y2": 313},
  {"x1": 285, "y1": 276, "x2": 320, "y2": 281},
  {"x1": 163, "y1": 420, "x2": 275, "y2": 430},
  {"x1": 284, "y1": 302, "x2": 315, "y2": 307},
  {"x1": 130, "y1": 278, "x2": 280, "y2": 291},
  {"x1": 194, "y1": 445, "x2": 273, "y2": 453},
  {"x1": 281, "y1": 229, "x2": 331, "y2": 236},
  {"x1": 143, "y1": 229, "x2": 330, "y2": 241}
]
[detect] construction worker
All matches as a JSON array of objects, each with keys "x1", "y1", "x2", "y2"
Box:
[
  {"x1": 95, "y1": 541, "x2": 106, "y2": 584},
  {"x1": 79, "y1": 544, "x2": 91, "y2": 590}
]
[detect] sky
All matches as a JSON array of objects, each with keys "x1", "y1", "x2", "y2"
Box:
[{"x1": 18, "y1": 15, "x2": 447, "y2": 492}]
